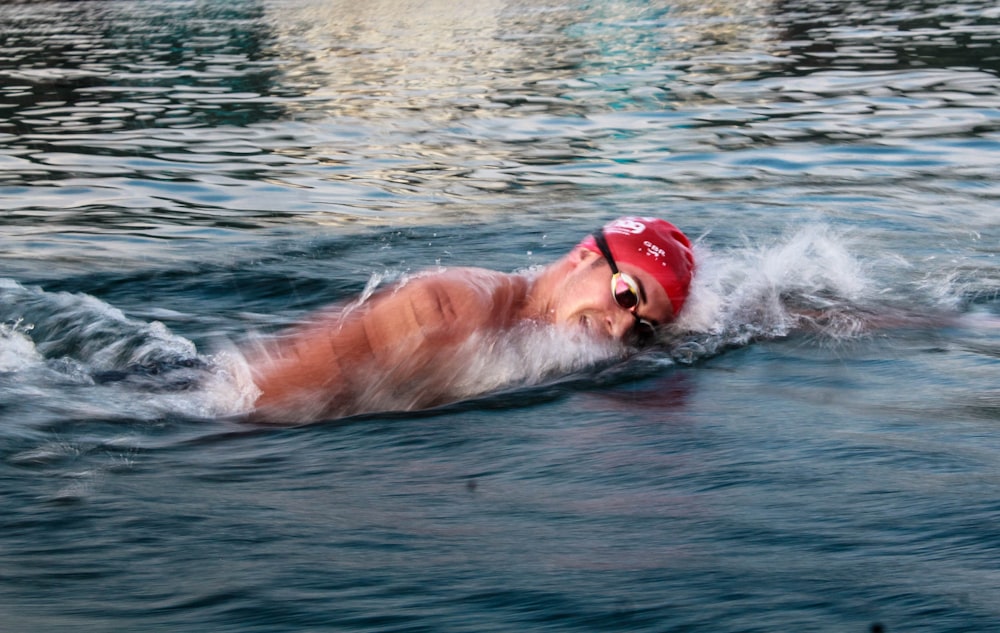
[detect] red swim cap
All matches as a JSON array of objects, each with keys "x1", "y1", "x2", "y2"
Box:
[{"x1": 580, "y1": 216, "x2": 695, "y2": 317}]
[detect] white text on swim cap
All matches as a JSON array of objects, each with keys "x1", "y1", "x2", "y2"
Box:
[
  {"x1": 643, "y1": 240, "x2": 666, "y2": 260},
  {"x1": 608, "y1": 218, "x2": 646, "y2": 235}
]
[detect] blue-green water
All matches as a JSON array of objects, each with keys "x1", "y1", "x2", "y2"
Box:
[{"x1": 1, "y1": 0, "x2": 999, "y2": 631}]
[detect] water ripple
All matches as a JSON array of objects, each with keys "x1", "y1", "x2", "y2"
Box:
[{"x1": 1, "y1": 3, "x2": 999, "y2": 630}]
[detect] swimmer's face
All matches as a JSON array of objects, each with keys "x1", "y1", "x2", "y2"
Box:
[{"x1": 552, "y1": 248, "x2": 674, "y2": 344}]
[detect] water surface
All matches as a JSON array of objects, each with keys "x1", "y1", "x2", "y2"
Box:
[{"x1": 1, "y1": 1, "x2": 999, "y2": 631}]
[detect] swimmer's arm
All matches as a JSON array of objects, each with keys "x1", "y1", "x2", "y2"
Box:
[
  {"x1": 248, "y1": 273, "x2": 496, "y2": 422},
  {"x1": 789, "y1": 305, "x2": 958, "y2": 336}
]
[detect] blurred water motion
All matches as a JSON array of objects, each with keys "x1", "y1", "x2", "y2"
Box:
[
  {"x1": 2, "y1": 0, "x2": 997, "y2": 240},
  {"x1": 1, "y1": 1, "x2": 999, "y2": 632}
]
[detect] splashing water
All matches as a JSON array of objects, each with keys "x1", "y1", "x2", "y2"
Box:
[
  {"x1": 667, "y1": 225, "x2": 901, "y2": 364},
  {"x1": 0, "y1": 226, "x2": 943, "y2": 427},
  {"x1": 0, "y1": 279, "x2": 257, "y2": 427}
]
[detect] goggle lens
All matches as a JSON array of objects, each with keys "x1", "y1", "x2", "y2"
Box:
[
  {"x1": 594, "y1": 230, "x2": 658, "y2": 346},
  {"x1": 611, "y1": 272, "x2": 640, "y2": 310}
]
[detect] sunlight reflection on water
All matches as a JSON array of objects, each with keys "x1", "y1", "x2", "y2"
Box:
[{"x1": 1, "y1": 1, "x2": 999, "y2": 631}]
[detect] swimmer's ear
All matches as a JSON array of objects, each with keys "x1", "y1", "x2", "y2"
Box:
[
  {"x1": 569, "y1": 245, "x2": 603, "y2": 269},
  {"x1": 569, "y1": 245, "x2": 600, "y2": 264}
]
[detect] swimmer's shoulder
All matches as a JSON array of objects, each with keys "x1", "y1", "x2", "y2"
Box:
[{"x1": 391, "y1": 266, "x2": 531, "y2": 329}]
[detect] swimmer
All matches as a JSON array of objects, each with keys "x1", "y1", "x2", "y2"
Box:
[{"x1": 246, "y1": 217, "x2": 695, "y2": 424}]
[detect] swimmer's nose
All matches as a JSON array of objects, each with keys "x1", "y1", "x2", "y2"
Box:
[{"x1": 606, "y1": 309, "x2": 635, "y2": 341}]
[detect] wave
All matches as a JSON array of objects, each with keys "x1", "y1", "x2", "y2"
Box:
[
  {"x1": 0, "y1": 224, "x2": 984, "y2": 433},
  {"x1": 0, "y1": 279, "x2": 257, "y2": 431},
  {"x1": 665, "y1": 224, "x2": 973, "y2": 364}
]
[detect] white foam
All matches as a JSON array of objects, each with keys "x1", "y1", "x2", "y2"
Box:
[
  {"x1": 445, "y1": 323, "x2": 626, "y2": 401},
  {"x1": 0, "y1": 224, "x2": 974, "y2": 426},
  {"x1": 187, "y1": 346, "x2": 261, "y2": 419},
  {"x1": 0, "y1": 321, "x2": 43, "y2": 372},
  {"x1": 686, "y1": 225, "x2": 865, "y2": 326},
  {"x1": 0, "y1": 278, "x2": 251, "y2": 424},
  {"x1": 664, "y1": 225, "x2": 884, "y2": 361}
]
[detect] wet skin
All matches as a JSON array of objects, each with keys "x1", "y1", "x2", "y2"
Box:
[{"x1": 247, "y1": 246, "x2": 676, "y2": 424}]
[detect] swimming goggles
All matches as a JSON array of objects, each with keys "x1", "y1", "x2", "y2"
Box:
[{"x1": 591, "y1": 230, "x2": 657, "y2": 344}]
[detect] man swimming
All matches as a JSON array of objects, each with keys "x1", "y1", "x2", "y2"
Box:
[{"x1": 247, "y1": 217, "x2": 695, "y2": 424}]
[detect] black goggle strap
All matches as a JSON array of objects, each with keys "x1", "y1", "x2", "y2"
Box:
[
  {"x1": 593, "y1": 231, "x2": 656, "y2": 344},
  {"x1": 594, "y1": 230, "x2": 642, "y2": 309},
  {"x1": 593, "y1": 230, "x2": 655, "y2": 345},
  {"x1": 591, "y1": 230, "x2": 619, "y2": 275}
]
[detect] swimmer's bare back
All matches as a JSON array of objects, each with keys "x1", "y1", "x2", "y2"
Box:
[{"x1": 247, "y1": 268, "x2": 531, "y2": 424}]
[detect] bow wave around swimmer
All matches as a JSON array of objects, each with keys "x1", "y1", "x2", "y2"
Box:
[
  {"x1": 244, "y1": 217, "x2": 696, "y2": 424},
  {"x1": 0, "y1": 222, "x2": 980, "y2": 429}
]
